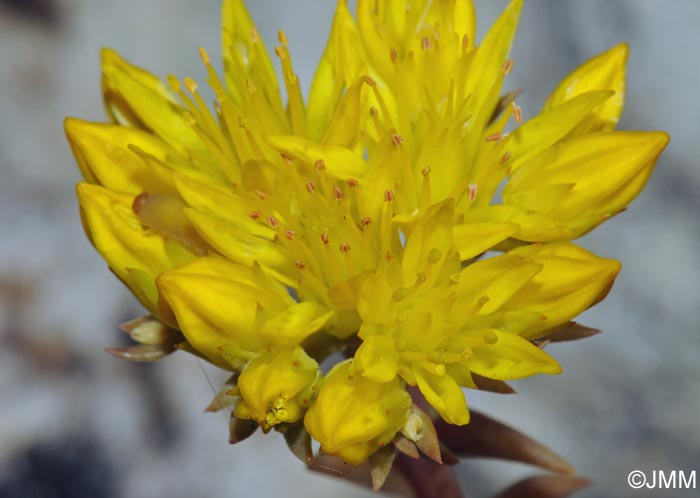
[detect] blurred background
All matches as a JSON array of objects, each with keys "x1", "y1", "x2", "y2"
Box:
[{"x1": 0, "y1": 0, "x2": 698, "y2": 497}]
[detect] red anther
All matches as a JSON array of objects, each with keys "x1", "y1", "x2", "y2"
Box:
[
  {"x1": 321, "y1": 233, "x2": 329, "y2": 245},
  {"x1": 256, "y1": 189, "x2": 269, "y2": 200},
  {"x1": 421, "y1": 166, "x2": 432, "y2": 176},
  {"x1": 339, "y1": 242, "x2": 351, "y2": 253},
  {"x1": 285, "y1": 230, "x2": 296, "y2": 240},
  {"x1": 347, "y1": 178, "x2": 360, "y2": 188},
  {"x1": 334, "y1": 187, "x2": 344, "y2": 201},
  {"x1": 390, "y1": 48, "x2": 398, "y2": 63},
  {"x1": 267, "y1": 215, "x2": 279, "y2": 228},
  {"x1": 306, "y1": 181, "x2": 315, "y2": 193},
  {"x1": 314, "y1": 159, "x2": 326, "y2": 171},
  {"x1": 502, "y1": 59, "x2": 514, "y2": 75},
  {"x1": 467, "y1": 183, "x2": 478, "y2": 202},
  {"x1": 485, "y1": 132, "x2": 502, "y2": 142},
  {"x1": 421, "y1": 36, "x2": 431, "y2": 51},
  {"x1": 360, "y1": 217, "x2": 372, "y2": 227},
  {"x1": 363, "y1": 75, "x2": 377, "y2": 87},
  {"x1": 513, "y1": 104, "x2": 523, "y2": 124},
  {"x1": 249, "y1": 210, "x2": 262, "y2": 220},
  {"x1": 384, "y1": 190, "x2": 395, "y2": 202},
  {"x1": 132, "y1": 192, "x2": 150, "y2": 215},
  {"x1": 391, "y1": 134, "x2": 404, "y2": 146},
  {"x1": 295, "y1": 260, "x2": 306, "y2": 270},
  {"x1": 500, "y1": 152, "x2": 512, "y2": 165}
]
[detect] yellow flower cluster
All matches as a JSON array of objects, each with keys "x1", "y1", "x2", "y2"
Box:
[{"x1": 66, "y1": 0, "x2": 668, "y2": 465}]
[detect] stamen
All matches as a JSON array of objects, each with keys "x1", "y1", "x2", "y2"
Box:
[
  {"x1": 347, "y1": 178, "x2": 360, "y2": 188},
  {"x1": 384, "y1": 190, "x2": 395, "y2": 202},
  {"x1": 462, "y1": 34, "x2": 470, "y2": 51},
  {"x1": 267, "y1": 215, "x2": 279, "y2": 228},
  {"x1": 321, "y1": 233, "x2": 329, "y2": 245},
  {"x1": 314, "y1": 159, "x2": 326, "y2": 171},
  {"x1": 339, "y1": 242, "x2": 351, "y2": 253},
  {"x1": 485, "y1": 132, "x2": 502, "y2": 142},
  {"x1": 421, "y1": 36, "x2": 432, "y2": 51},
  {"x1": 255, "y1": 189, "x2": 269, "y2": 200},
  {"x1": 306, "y1": 181, "x2": 315, "y2": 193},
  {"x1": 333, "y1": 187, "x2": 344, "y2": 201},
  {"x1": 513, "y1": 103, "x2": 523, "y2": 124},
  {"x1": 281, "y1": 153, "x2": 293, "y2": 165},
  {"x1": 198, "y1": 47, "x2": 210, "y2": 65},
  {"x1": 369, "y1": 106, "x2": 379, "y2": 118},
  {"x1": 249, "y1": 211, "x2": 262, "y2": 220},
  {"x1": 392, "y1": 134, "x2": 404, "y2": 147},
  {"x1": 360, "y1": 217, "x2": 372, "y2": 228},
  {"x1": 295, "y1": 260, "x2": 306, "y2": 270},
  {"x1": 500, "y1": 152, "x2": 512, "y2": 165},
  {"x1": 183, "y1": 77, "x2": 198, "y2": 94},
  {"x1": 422, "y1": 167, "x2": 432, "y2": 176},
  {"x1": 285, "y1": 230, "x2": 296, "y2": 240},
  {"x1": 278, "y1": 30, "x2": 288, "y2": 47},
  {"x1": 363, "y1": 75, "x2": 377, "y2": 87},
  {"x1": 467, "y1": 183, "x2": 478, "y2": 202},
  {"x1": 390, "y1": 48, "x2": 398, "y2": 63},
  {"x1": 502, "y1": 59, "x2": 514, "y2": 75}
]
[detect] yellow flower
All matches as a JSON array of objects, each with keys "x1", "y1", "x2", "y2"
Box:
[
  {"x1": 304, "y1": 360, "x2": 412, "y2": 465},
  {"x1": 66, "y1": 0, "x2": 668, "y2": 464}
]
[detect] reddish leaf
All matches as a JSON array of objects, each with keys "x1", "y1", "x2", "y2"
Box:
[
  {"x1": 370, "y1": 446, "x2": 397, "y2": 490},
  {"x1": 495, "y1": 475, "x2": 590, "y2": 498},
  {"x1": 436, "y1": 410, "x2": 574, "y2": 475},
  {"x1": 395, "y1": 454, "x2": 464, "y2": 498},
  {"x1": 537, "y1": 322, "x2": 601, "y2": 343},
  {"x1": 472, "y1": 374, "x2": 517, "y2": 394},
  {"x1": 309, "y1": 455, "x2": 415, "y2": 497},
  {"x1": 228, "y1": 414, "x2": 257, "y2": 445}
]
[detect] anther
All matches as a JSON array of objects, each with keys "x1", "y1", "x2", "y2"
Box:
[
  {"x1": 462, "y1": 34, "x2": 470, "y2": 51},
  {"x1": 513, "y1": 103, "x2": 523, "y2": 124},
  {"x1": 267, "y1": 215, "x2": 279, "y2": 228},
  {"x1": 334, "y1": 187, "x2": 344, "y2": 201},
  {"x1": 467, "y1": 183, "x2": 478, "y2": 202},
  {"x1": 390, "y1": 48, "x2": 398, "y2": 63},
  {"x1": 198, "y1": 47, "x2": 210, "y2": 64},
  {"x1": 485, "y1": 132, "x2": 502, "y2": 142},
  {"x1": 427, "y1": 248, "x2": 442, "y2": 264},
  {"x1": 363, "y1": 75, "x2": 377, "y2": 87},
  {"x1": 285, "y1": 230, "x2": 296, "y2": 240},
  {"x1": 306, "y1": 181, "x2": 315, "y2": 193},
  {"x1": 369, "y1": 106, "x2": 379, "y2": 118},
  {"x1": 360, "y1": 217, "x2": 372, "y2": 228},
  {"x1": 421, "y1": 36, "x2": 432, "y2": 51},
  {"x1": 502, "y1": 59, "x2": 513, "y2": 75},
  {"x1": 500, "y1": 152, "x2": 512, "y2": 165},
  {"x1": 314, "y1": 159, "x2": 326, "y2": 171},
  {"x1": 422, "y1": 166, "x2": 432, "y2": 176},
  {"x1": 250, "y1": 28, "x2": 260, "y2": 43},
  {"x1": 321, "y1": 233, "x2": 329, "y2": 245},
  {"x1": 392, "y1": 288, "x2": 410, "y2": 302},
  {"x1": 384, "y1": 190, "x2": 395, "y2": 202},
  {"x1": 295, "y1": 260, "x2": 306, "y2": 270},
  {"x1": 166, "y1": 74, "x2": 180, "y2": 92},
  {"x1": 281, "y1": 153, "x2": 293, "y2": 165},
  {"x1": 339, "y1": 242, "x2": 351, "y2": 253},
  {"x1": 249, "y1": 211, "x2": 262, "y2": 220},
  {"x1": 183, "y1": 77, "x2": 198, "y2": 94},
  {"x1": 278, "y1": 30, "x2": 288, "y2": 46},
  {"x1": 255, "y1": 190, "x2": 269, "y2": 200},
  {"x1": 391, "y1": 134, "x2": 404, "y2": 147},
  {"x1": 347, "y1": 178, "x2": 359, "y2": 188},
  {"x1": 183, "y1": 112, "x2": 197, "y2": 127}
]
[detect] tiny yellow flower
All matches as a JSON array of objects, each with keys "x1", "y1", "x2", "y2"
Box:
[
  {"x1": 66, "y1": 0, "x2": 668, "y2": 466},
  {"x1": 304, "y1": 360, "x2": 412, "y2": 465}
]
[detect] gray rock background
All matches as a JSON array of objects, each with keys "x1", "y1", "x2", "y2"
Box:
[{"x1": 0, "y1": 1, "x2": 697, "y2": 497}]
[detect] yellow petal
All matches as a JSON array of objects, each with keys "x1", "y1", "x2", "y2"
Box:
[
  {"x1": 307, "y1": 1, "x2": 369, "y2": 140},
  {"x1": 413, "y1": 366, "x2": 469, "y2": 425},
  {"x1": 464, "y1": 205, "x2": 573, "y2": 242},
  {"x1": 401, "y1": 199, "x2": 454, "y2": 287},
  {"x1": 321, "y1": 76, "x2": 370, "y2": 147},
  {"x1": 77, "y1": 183, "x2": 196, "y2": 314},
  {"x1": 265, "y1": 135, "x2": 367, "y2": 180},
  {"x1": 504, "y1": 243, "x2": 622, "y2": 338},
  {"x1": 260, "y1": 302, "x2": 335, "y2": 346},
  {"x1": 504, "y1": 131, "x2": 670, "y2": 237},
  {"x1": 544, "y1": 43, "x2": 628, "y2": 133},
  {"x1": 101, "y1": 49, "x2": 208, "y2": 159},
  {"x1": 156, "y1": 257, "x2": 291, "y2": 366},
  {"x1": 507, "y1": 90, "x2": 615, "y2": 173},
  {"x1": 467, "y1": 330, "x2": 561, "y2": 380},
  {"x1": 452, "y1": 222, "x2": 518, "y2": 261},
  {"x1": 456, "y1": 254, "x2": 542, "y2": 322},
  {"x1": 355, "y1": 335, "x2": 400, "y2": 383}
]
